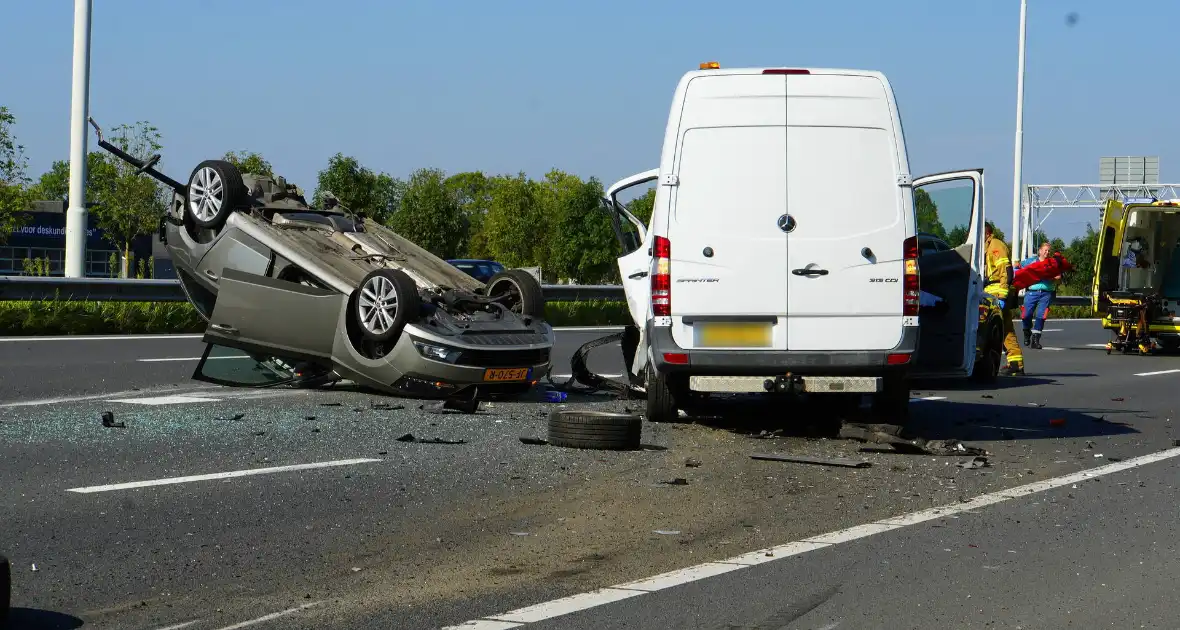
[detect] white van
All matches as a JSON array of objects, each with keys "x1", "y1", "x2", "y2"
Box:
[{"x1": 602, "y1": 64, "x2": 997, "y2": 422}]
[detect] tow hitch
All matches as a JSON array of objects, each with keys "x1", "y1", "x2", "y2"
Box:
[{"x1": 763, "y1": 373, "x2": 803, "y2": 394}]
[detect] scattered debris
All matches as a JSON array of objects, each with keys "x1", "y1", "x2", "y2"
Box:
[
  {"x1": 1084, "y1": 441, "x2": 1095, "y2": 450},
  {"x1": 750, "y1": 429, "x2": 785, "y2": 440},
  {"x1": 378, "y1": 451, "x2": 388, "y2": 456},
  {"x1": 1028, "y1": 402, "x2": 1045, "y2": 408},
  {"x1": 653, "y1": 530, "x2": 681, "y2": 536},
  {"x1": 351, "y1": 567, "x2": 362, "y2": 572},
  {"x1": 545, "y1": 390, "x2": 568, "y2": 403},
  {"x1": 217, "y1": 413, "x2": 245, "y2": 422},
  {"x1": 659, "y1": 478, "x2": 690, "y2": 486},
  {"x1": 319, "y1": 402, "x2": 343, "y2": 407},
  {"x1": 101, "y1": 411, "x2": 126, "y2": 429},
  {"x1": 957, "y1": 457, "x2": 991, "y2": 470},
  {"x1": 305, "y1": 416, "x2": 316, "y2": 421},
  {"x1": 750, "y1": 453, "x2": 872, "y2": 468},
  {"x1": 370, "y1": 402, "x2": 404, "y2": 411},
  {"x1": 519, "y1": 437, "x2": 549, "y2": 446},
  {"x1": 31, "y1": 563, "x2": 37, "y2": 572},
  {"x1": 509, "y1": 532, "x2": 531, "y2": 537},
  {"x1": 424, "y1": 394, "x2": 482, "y2": 415},
  {"x1": 310, "y1": 428, "x2": 321, "y2": 433},
  {"x1": 981, "y1": 394, "x2": 994, "y2": 399},
  {"x1": 1094, "y1": 453, "x2": 1104, "y2": 458},
  {"x1": 838, "y1": 423, "x2": 987, "y2": 456},
  {"x1": 1107, "y1": 456, "x2": 1124, "y2": 462},
  {"x1": 1049, "y1": 418, "x2": 1066, "y2": 427},
  {"x1": 253, "y1": 431, "x2": 266, "y2": 436},
  {"x1": 396, "y1": 433, "x2": 466, "y2": 445},
  {"x1": 684, "y1": 457, "x2": 703, "y2": 468},
  {"x1": 1111, "y1": 397, "x2": 1125, "y2": 402}
]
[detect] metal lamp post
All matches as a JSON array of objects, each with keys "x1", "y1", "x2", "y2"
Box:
[
  {"x1": 1009, "y1": 0, "x2": 1028, "y2": 261},
  {"x1": 64, "y1": 0, "x2": 93, "y2": 278}
]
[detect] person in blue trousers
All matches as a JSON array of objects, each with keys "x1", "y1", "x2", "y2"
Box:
[{"x1": 1019, "y1": 241, "x2": 1060, "y2": 350}]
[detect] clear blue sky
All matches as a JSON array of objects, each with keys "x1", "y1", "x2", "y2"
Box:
[{"x1": 3, "y1": 0, "x2": 1177, "y2": 241}]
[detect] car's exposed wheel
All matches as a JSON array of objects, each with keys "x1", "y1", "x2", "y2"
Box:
[
  {"x1": 185, "y1": 160, "x2": 248, "y2": 230},
  {"x1": 1, "y1": 553, "x2": 9, "y2": 626},
  {"x1": 972, "y1": 320, "x2": 1003, "y2": 383},
  {"x1": 645, "y1": 366, "x2": 682, "y2": 423},
  {"x1": 547, "y1": 410, "x2": 642, "y2": 450},
  {"x1": 353, "y1": 269, "x2": 421, "y2": 343},
  {"x1": 486, "y1": 269, "x2": 545, "y2": 318},
  {"x1": 871, "y1": 373, "x2": 910, "y2": 423}
]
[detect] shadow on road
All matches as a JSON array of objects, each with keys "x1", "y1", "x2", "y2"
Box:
[
  {"x1": 904, "y1": 399, "x2": 1140, "y2": 442},
  {"x1": 669, "y1": 390, "x2": 1140, "y2": 447},
  {"x1": 5, "y1": 608, "x2": 85, "y2": 629}
]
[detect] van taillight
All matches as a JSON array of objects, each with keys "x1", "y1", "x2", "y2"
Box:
[
  {"x1": 903, "y1": 235, "x2": 920, "y2": 317},
  {"x1": 652, "y1": 236, "x2": 672, "y2": 318},
  {"x1": 762, "y1": 69, "x2": 810, "y2": 75}
]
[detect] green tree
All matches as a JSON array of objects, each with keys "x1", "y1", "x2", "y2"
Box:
[
  {"x1": 311, "y1": 153, "x2": 403, "y2": 222},
  {"x1": 223, "y1": 150, "x2": 274, "y2": 177},
  {"x1": 0, "y1": 106, "x2": 32, "y2": 243},
  {"x1": 28, "y1": 153, "x2": 115, "y2": 204},
  {"x1": 92, "y1": 122, "x2": 170, "y2": 277},
  {"x1": 445, "y1": 171, "x2": 490, "y2": 256},
  {"x1": 914, "y1": 189, "x2": 947, "y2": 242},
  {"x1": 625, "y1": 187, "x2": 656, "y2": 225},
  {"x1": 481, "y1": 173, "x2": 545, "y2": 269},
  {"x1": 389, "y1": 167, "x2": 465, "y2": 258},
  {"x1": 538, "y1": 170, "x2": 617, "y2": 283},
  {"x1": 1060, "y1": 224, "x2": 1100, "y2": 296}
]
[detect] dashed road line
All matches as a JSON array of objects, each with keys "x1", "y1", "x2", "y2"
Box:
[
  {"x1": 66, "y1": 459, "x2": 381, "y2": 494},
  {"x1": 152, "y1": 621, "x2": 202, "y2": 630},
  {"x1": 0, "y1": 334, "x2": 204, "y2": 342},
  {"x1": 1135, "y1": 368, "x2": 1180, "y2": 377},
  {"x1": 442, "y1": 445, "x2": 1180, "y2": 629},
  {"x1": 210, "y1": 601, "x2": 325, "y2": 630},
  {"x1": 106, "y1": 394, "x2": 223, "y2": 405}
]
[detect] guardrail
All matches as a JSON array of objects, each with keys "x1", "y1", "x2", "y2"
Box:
[
  {"x1": 0, "y1": 275, "x2": 1092, "y2": 308},
  {"x1": 0, "y1": 275, "x2": 628, "y2": 303}
]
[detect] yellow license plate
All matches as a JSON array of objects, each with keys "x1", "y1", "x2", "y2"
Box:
[
  {"x1": 696, "y1": 321, "x2": 772, "y2": 348},
  {"x1": 483, "y1": 367, "x2": 530, "y2": 382}
]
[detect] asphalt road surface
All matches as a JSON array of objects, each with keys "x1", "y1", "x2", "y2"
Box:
[{"x1": 4, "y1": 320, "x2": 1180, "y2": 630}]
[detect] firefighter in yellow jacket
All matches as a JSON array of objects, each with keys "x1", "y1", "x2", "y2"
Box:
[{"x1": 984, "y1": 222, "x2": 1024, "y2": 375}]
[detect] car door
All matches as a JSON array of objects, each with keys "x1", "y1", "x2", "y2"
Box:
[
  {"x1": 1091, "y1": 199, "x2": 1126, "y2": 315},
  {"x1": 604, "y1": 169, "x2": 658, "y2": 327},
  {"x1": 909, "y1": 169, "x2": 985, "y2": 378},
  {"x1": 201, "y1": 267, "x2": 347, "y2": 363}
]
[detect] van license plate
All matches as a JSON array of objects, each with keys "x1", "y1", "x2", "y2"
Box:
[
  {"x1": 484, "y1": 367, "x2": 530, "y2": 382},
  {"x1": 696, "y1": 322, "x2": 772, "y2": 348}
]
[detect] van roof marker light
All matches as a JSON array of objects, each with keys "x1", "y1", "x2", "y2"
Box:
[{"x1": 700, "y1": 61, "x2": 720, "y2": 69}]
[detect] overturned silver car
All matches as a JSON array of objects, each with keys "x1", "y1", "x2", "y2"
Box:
[{"x1": 92, "y1": 119, "x2": 554, "y2": 399}]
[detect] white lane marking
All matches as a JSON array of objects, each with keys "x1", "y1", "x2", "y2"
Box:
[
  {"x1": 137, "y1": 356, "x2": 237, "y2": 363},
  {"x1": 66, "y1": 459, "x2": 381, "y2": 494},
  {"x1": 485, "y1": 588, "x2": 645, "y2": 624},
  {"x1": 549, "y1": 373, "x2": 623, "y2": 379},
  {"x1": 107, "y1": 394, "x2": 222, "y2": 405},
  {"x1": 443, "y1": 445, "x2": 1180, "y2": 629},
  {"x1": 553, "y1": 326, "x2": 625, "y2": 332},
  {"x1": 0, "y1": 334, "x2": 204, "y2": 342},
  {"x1": 153, "y1": 621, "x2": 202, "y2": 630},
  {"x1": 1135, "y1": 369, "x2": 1180, "y2": 377},
  {"x1": 446, "y1": 622, "x2": 524, "y2": 630},
  {"x1": 1040, "y1": 328, "x2": 1064, "y2": 332},
  {"x1": 211, "y1": 601, "x2": 325, "y2": 630},
  {"x1": 910, "y1": 396, "x2": 946, "y2": 402},
  {"x1": 1040, "y1": 347, "x2": 1065, "y2": 351},
  {"x1": 0, "y1": 386, "x2": 220, "y2": 409}
]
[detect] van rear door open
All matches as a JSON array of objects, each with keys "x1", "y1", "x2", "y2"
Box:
[{"x1": 783, "y1": 73, "x2": 906, "y2": 352}]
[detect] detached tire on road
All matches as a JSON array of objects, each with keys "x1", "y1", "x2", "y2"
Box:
[{"x1": 547, "y1": 410, "x2": 642, "y2": 450}]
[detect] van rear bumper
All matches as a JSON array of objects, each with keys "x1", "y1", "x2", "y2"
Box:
[{"x1": 647, "y1": 323, "x2": 918, "y2": 376}]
